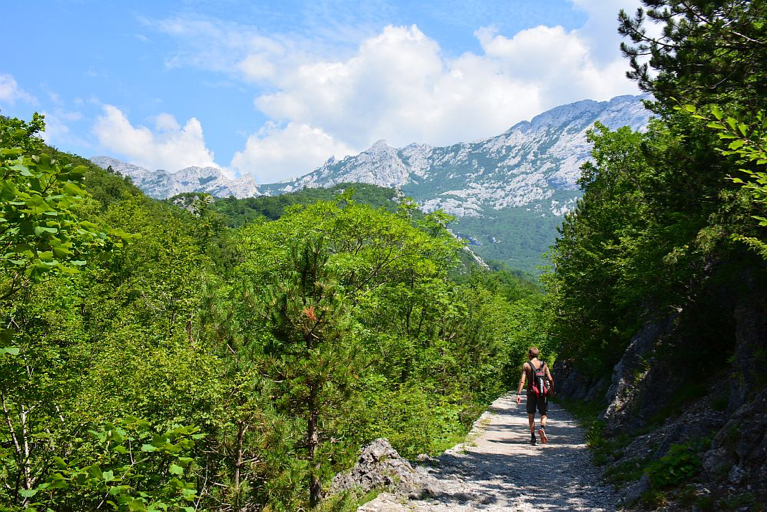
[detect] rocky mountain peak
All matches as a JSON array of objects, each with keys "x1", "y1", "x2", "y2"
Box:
[
  {"x1": 89, "y1": 158, "x2": 260, "y2": 199},
  {"x1": 264, "y1": 94, "x2": 652, "y2": 218},
  {"x1": 370, "y1": 139, "x2": 390, "y2": 151},
  {"x1": 92, "y1": 94, "x2": 652, "y2": 272}
]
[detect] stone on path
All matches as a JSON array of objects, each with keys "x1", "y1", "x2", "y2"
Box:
[{"x1": 357, "y1": 393, "x2": 617, "y2": 511}]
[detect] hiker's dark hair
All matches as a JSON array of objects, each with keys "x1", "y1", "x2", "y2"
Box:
[{"x1": 528, "y1": 347, "x2": 539, "y2": 358}]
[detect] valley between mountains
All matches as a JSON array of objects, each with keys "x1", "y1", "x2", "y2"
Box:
[{"x1": 92, "y1": 94, "x2": 651, "y2": 273}]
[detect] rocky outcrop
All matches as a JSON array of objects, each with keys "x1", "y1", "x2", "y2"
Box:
[
  {"x1": 264, "y1": 95, "x2": 652, "y2": 217},
  {"x1": 615, "y1": 390, "x2": 729, "y2": 505},
  {"x1": 551, "y1": 358, "x2": 607, "y2": 402},
  {"x1": 600, "y1": 315, "x2": 677, "y2": 435},
  {"x1": 90, "y1": 156, "x2": 260, "y2": 199},
  {"x1": 703, "y1": 384, "x2": 767, "y2": 502},
  {"x1": 728, "y1": 272, "x2": 767, "y2": 413},
  {"x1": 331, "y1": 439, "x2": 434, "y2": 498},
  {"x1": 587, "y1": 266, "x2": 767, "y2": 508}
]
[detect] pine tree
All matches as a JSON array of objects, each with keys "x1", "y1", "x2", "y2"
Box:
[{"x1": 265, "y1": 237, "x2": 357, "y2": 507}]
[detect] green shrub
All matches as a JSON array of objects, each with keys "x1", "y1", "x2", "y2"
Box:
[
  {"x1": 644, "y1": 443, "x2": 701, "y2": 489},
  {"x1": 21, "y1": 418, "x2": 203, "y2": 512}
]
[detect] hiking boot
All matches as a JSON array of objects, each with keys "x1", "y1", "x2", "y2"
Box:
[
  {"x1": 530, "y1": 433, "x2": 537, "y2": 446},
  {"x1": 538, "y1": 428, "x2": 548, "y2": 444}
]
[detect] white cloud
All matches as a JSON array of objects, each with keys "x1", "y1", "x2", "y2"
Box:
[
  {"x1": 147, "y1": 3, "x2": 643, "y2": 183},
  {"x1": 0, "y1": 74, "x2": 37, "y2": 106},
  {"x1": 144, "y1": 16, "x2": 288, "y2": 83},
  {"x1": 253, "y1": 23, "x2": 638, "y2": 151},
  {"x1": 568, "y1": 0, "x2": 642, "y2": 61},
  {"x1": 231, "y1": 122, "x2": 354, "y2": 183},
  {"x1": 93, "y1": 105, "x2": 221, "y2": 173},
  {"x1": 41, "y1": 110, "x2": 89, "y2": 149},
  {"x1": 475, "y1": 24, "x2": 633, "y2": 107},
  {"x1": 153, "y1": 112, "x2": 181, "y2": 132}
]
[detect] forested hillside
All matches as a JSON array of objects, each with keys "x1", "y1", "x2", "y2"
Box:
[
  {"x1": 547, "y1": 1, "x2": 767, "y2": 508},
  {"x1": 0, "y1": 116, "x2": 546, "y2": 511},
  {"x1": 172, "y1": 183, "x2": 401, "y2": 228}
]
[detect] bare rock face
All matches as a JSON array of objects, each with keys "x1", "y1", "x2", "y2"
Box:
[
  {"x1": 90, "y1": 156, "x2": 260, "y2": 199},
  {"x1": 266, "y1": 95, "x2": 652, "y2": 218},
  {"x1": 551, "y1": 358, "x2": 607, "y2": 402},
  {"x1": 600, "y1": 315, "x2": 677, "y2": 435},
  {"x1": 331, "y1": 439, "x2": 431, "y2": 498},
  {"x1": 704, "y1": 387, "x2": 767, "y2": 502},
  {"x1": 728, "y1": 277, "x2": 767, "y2": 412}
]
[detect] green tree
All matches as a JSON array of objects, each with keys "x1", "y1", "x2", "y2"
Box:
[
  {"x1": 548, "y1": 1, "x2": 767, "y2": 376},
  {"x1": 264, "y1": 238, "x2": 357, "y2": 508},
  {"x1": 1, "y1": 114, "x2": 120, "y2": 302},
  {"x1": 619, "y1": 0, "x2": 767, "y2": 110}
]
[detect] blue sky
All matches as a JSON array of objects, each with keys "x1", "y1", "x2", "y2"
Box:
[{"x1": 1, "y1": 0, "x2": 643, "y2": 183}]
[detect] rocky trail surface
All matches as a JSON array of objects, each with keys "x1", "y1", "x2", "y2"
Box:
[{"x1": 357, "y1": 393, "x2": 617, "y2": 511}]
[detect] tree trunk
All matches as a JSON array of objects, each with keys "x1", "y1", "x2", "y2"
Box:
[
  {"x1": 234, "y1": 420, "x2": 246, "y2": 505},
  {"x1": 308, "y1": 389, "x2": 321, "y2": 508}
]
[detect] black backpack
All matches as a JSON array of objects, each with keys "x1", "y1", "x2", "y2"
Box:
[{"x1": 529, "y1": 360, "x2": 549, "y2": 398}]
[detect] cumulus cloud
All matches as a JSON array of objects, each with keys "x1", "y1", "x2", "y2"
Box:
[
  {"x1": 231, "y1": 122, "x2": 354, "y2": 183},
  {"x1": 253, "y1": 23, "x2": 638, "y2": 151},
  {"x1": 147, "y1": 2, "x2": 643, "y2": 182},
  {"x1": 93, "y1": 105, "x2": 221, "y2": 173},
  {"x1": 475, "y1": 24, "x2": 632, "y2": 107},
  {"x1": 0, "y1": 73, "x2": 37, "y2": 106}
]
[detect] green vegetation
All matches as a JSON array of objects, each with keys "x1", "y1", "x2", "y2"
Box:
[
  {"x1": 179, "y1": 182, "x2": 400, "y2": 228},
  {"x1": 547, "y1": 0, "x2": 767, "y2": 377},
  {"x1": 547, "y1": 0, "x2": 767, "y2": 506},
  {"x1": 644, "y1": 443, "x2": 702, "y2": 489},
  {"x1": 0, "y1": 114, "x2": 547, "y2": 510},
  {"x1": 7, "y1": 2, "x2": 764, "y2": 508},
  {"x1": 451, "y1": 191, "x2": 577, "y2": 275}
]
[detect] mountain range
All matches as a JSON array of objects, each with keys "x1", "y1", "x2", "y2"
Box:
[{"x1": 92, "y1": 94, "x2": 652, "y2": 272}]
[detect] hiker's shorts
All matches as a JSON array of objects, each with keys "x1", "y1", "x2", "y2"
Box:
[{"x1": 526, "y1": 394, "x2": 548, "y2": 415}]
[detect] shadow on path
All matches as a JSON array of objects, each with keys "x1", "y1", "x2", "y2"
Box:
[{"x1": 359, "y1": 393, "x2": 616, "y2": 511}]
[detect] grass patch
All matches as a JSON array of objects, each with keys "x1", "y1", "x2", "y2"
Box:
[
  {"x1": 587, "y1": 422, "x2": 633, "y2": 466},
  {"x1": 555, "y1": 396, "x2": 604, "y2": 425}
]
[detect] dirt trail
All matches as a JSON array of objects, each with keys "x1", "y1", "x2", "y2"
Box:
[{"x1": 359, "y1": 393, "x2": 616, "y2": 511}]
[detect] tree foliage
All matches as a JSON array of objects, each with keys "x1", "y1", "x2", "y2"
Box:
[
  {"x1": 1, "y1": 113, "x2": 545, "y2": 510},
  {"x1": 0, "y1": 115, "x2": 122, "y2": 302},
  {"x1": 548, "y1": 1, "x2": 767, "y2": 376}
]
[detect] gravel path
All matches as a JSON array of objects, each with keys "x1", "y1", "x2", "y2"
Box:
[{"x1": 359, "y1": 392, "x2": 617, "y2": 511}]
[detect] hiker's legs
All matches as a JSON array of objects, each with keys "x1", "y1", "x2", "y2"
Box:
[
  {"x1": 528, "y1": 413, "x2": 535, "y2": 433},
  {"x1": 541, "y1": 413, "x2": 547, "y2": 429}
]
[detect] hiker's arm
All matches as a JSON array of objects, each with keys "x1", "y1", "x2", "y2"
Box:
[{"x1": 516, "y1": 364, "x2": 527, "y2": 404}]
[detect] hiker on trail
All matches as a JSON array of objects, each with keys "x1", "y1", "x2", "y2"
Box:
[{"x1": 516, "y1": 347, "x2": 554, "y2": 445}]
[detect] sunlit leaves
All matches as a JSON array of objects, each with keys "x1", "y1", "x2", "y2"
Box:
[
  {"x1": 27, "y1": 418, "x2": 201, "y2": 511},
  {"x1": 1, "y1": 114, "x2": 122, "y2": 300}
]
